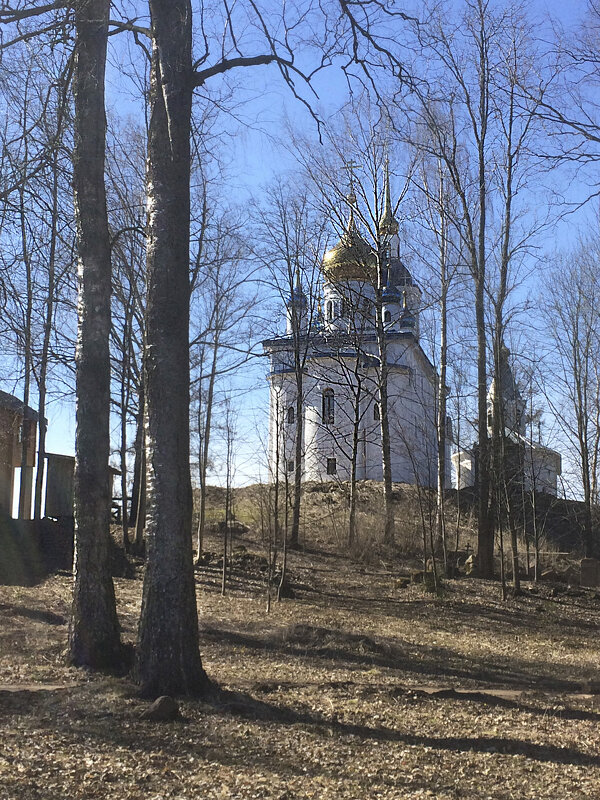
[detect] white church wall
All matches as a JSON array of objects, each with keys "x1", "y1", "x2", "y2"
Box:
[
  {"x1": 524, "y1": 446, "x2": 561, "y2": 496},
  {"x1": 450, "y1": 444, "x2": 561, "y2": 495},
  {"x1": 269, "y1": 339, "x2": 443, "y2": 488},
  {"x1": 451, "y1": 450, "x2": 475, "y2": 490}
]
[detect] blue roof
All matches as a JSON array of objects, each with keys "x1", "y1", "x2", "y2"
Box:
[
  {"x1": 287, "y1": 287, "x2": 307, "y2": 307},
  {"x1": 382, "y1": 286, "x2": 402, "y2": 302},
  {"x1": 400, "y1": 311, "x2": 416, "y2": 329}
]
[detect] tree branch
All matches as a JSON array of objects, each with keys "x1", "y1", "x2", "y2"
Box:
[
  {"x1": 0, "y1": 1, "x2": 68, "y2": 23},
  {"x1": 192, "y1": 53, "x2": 277, "y2": 86}
]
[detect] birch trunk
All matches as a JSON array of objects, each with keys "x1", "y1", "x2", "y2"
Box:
[
  {"x1": 135, "y1": 0, "x2": 208, "y2": 696},
  {"x1": 34, "y1": 144, "x2": 60, "y2": 521},
  {"x1": 374, "y1": 277, "x2": 394, "y2": 545},
  {"x1": 69, "y1": 0, "x2": 121, "y2": 668}
]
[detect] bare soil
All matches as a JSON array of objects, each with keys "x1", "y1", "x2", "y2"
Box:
[{"x1": 2, "y1": 524, "x2": 600, "y2": 799}]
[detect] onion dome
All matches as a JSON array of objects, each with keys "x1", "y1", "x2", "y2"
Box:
[
  {"x1": 323, "y1": 193, "x2": 377, "y2": 282},
  {"x1": 379, "y1": 158, "x2": 399, "y2": 237},
  {"x1": 381, "y1": 285, "x2": 402, "y2": 303}
]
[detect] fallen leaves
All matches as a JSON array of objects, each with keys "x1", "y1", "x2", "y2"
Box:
[{"x1": 2, "y1": 545, "x2": 600, "y2": 799}]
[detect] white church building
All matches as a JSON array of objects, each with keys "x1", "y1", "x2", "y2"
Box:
[{"x1": 263, "y1": 170, "x2": 451, "y2": 487}]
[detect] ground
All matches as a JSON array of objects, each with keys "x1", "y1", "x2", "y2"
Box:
[{"x1": 1, "y1": 519, "x2": 600, "y2": 799}]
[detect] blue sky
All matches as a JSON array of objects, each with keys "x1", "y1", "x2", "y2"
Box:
[{"x1": 8, "y1": 0, "x2": 597, "y2": 492}]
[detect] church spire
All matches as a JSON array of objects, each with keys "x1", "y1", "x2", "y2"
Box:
[
  {"x1": 344, "y1": 189, "x2": 359, "y2": 238},
  {"x1": 379, "y1": 157, "x2": 399, "y2": 237}
]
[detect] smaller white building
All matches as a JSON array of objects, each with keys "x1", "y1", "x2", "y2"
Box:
[{"x1": 452, "y1": 344, "x2": 561, "y2": 495}]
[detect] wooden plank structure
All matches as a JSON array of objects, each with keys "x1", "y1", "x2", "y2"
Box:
[
  {"x1": 0, "y1": 391, "x2": 38, "y2": 519},
  {"x1": 45, "y1": 453, "x2": 75, "y2": 520}
]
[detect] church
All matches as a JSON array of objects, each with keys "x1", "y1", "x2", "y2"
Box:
[{"x1": 263, "y1": 167, "x2": 451, "y2": 488}]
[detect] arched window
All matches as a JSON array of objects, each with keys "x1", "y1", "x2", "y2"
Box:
[
  {"x1": 373, "y1": 402, "x2": 380, "y2": 421},
  {"x1": 322, "y1": 388, "x2": 335, "y2": 424},
  {"x1": 340, "y1": 298, "x2": 346, "y2": 317},
  {"x1": 384, "y1": 309, "x2": 391, "y2": 323},
  {"x1": 287, "y1": 406, "x2": 295, "y2": 424},
  {"x1": 326, "y1": 300, "x2": 333, "y2": 320}
]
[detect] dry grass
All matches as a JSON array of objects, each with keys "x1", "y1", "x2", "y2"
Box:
[{"x1": 2, "y1": 510, "x2": 600, "y2": 799}]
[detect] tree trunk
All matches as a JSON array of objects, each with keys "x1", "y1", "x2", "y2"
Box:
[
  {"x1": 135, "y1": 0, "x2": 208, "y2": 697},
  {"x1": 195, "y1": 333, "x2": 219, "y2": 561},
  {"x1": 128, "y1": 380, "x2": 145, "y2": 526},
  {"x1": 68, "y1": 0, "x2": 121, "y2": 669},
  {"x1": 120, "y1": 311, "x2": 132, "y2": 552},
  {"x1": 134, "y1": 432, "x2": 146, "y2": 554},
  {"x1": 374, "y1": 278, "x2": 394, "y2": 545},
  {"x1": 474, "y1": 3, "x2": 493, "y2": 578},
  {"x1": 436, "y1": 178, "x2": 448, "y2": 573},
  {"x1": 348, "y1": 399, "x2": 360, "y2": 550},
  {"x1": 34, "y1": 144, "x2": 60, "y2": 521},
  {"x1": 289, "y1": 365, "x2": 303, "y2": 549},
  {"x1": 348, "y1": 360, "x2": 363, "y2": 549},
  {"x1": 475, "y1": 290, "x2": 493, "y2": 577},
  {"x1": 18, "y1": 184, "x2": 33, "y2": 521}
]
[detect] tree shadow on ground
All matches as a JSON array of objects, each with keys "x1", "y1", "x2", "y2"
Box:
[
  {"x1": 0, "y1": 602, "x2": 66, "y2": 626},
  {"x1": 31, "y1": 683, "x2": 600, "y2": 772},
  {"x1": 199, "y1": 622, "x2": 586, "y2": 693},
  {"x1": 212, "y1": 687, "x2": 600, "y2": 767},
  {"x1": 296, "y1": 583, "x2": 600, "y2": 636}
]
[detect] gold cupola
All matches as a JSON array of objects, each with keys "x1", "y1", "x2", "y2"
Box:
[{"x1": 322, "y1": 192, "x2": 376, "y2": 283}]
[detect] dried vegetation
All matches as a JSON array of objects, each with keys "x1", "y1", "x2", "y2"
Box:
[{"x1": 1, "y1": 486, "x2": 600, "y2": 798}]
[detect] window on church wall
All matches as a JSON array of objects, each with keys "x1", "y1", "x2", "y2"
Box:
[
  {"x1": 287, "y1": 406, "x2": 295, "y2": 424},
  {"x1": 322, "y1": 389, "x2": 335, "y2": 424},
  {"x1": 286, "y1": 458, "x2": 294, "y2": 473},
  {"x1": 384, "y1": 310, "x2": 391, "y2": 323},
  {"x1": 373, "y1": 402, "x2": 380, "y2": 421},
  {"x1": 326, "y1": 457, "x2": 337, "y2": 475},
  {"x1": 326, "y1": 300, "x2": 333, "y2": 320}
]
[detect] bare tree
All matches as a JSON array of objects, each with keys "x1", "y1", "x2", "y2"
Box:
[
  {"x1": 1, "y1": 0, "x2": 418, "y2": 693},
  {"x1": 403, "y1": 0, "x2": 553, "y2": 578},
  {"x1": 69, "y1": 0, "x2": 121, "y2": 668},
  {"x1": 293, "y1": 113, "x2": 418, "y2": 546},
  {"x1": 544, "y1": 241, "x2": 600, "y2": 557},
  {"x1": 410, "y1": 156, "x2": 464, "y2": 573},
  {"x1": 0, "y1": 39, "x2": 74, "y2": 523},
  {"x1": 254, "y1": 182, "x2": 326, "y2": 549},
  {"x1": 134, "y1": 0, "x2": 208, "y2": 696},
  {"x1": 190, "y1": 208, "x2": 259, "y2": 561}
]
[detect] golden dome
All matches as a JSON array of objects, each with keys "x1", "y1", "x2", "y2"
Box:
[{"x1": 323, "y1": 199, "x2": 376, "y2": 282}]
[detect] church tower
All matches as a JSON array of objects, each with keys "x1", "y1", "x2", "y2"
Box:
[
  {"x1": 487, "y1": 343, "x2": 526, "y2": 438},
  {"x1": 286, "y1": 266, "x2": 308, "y2": 335}
]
